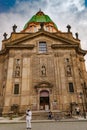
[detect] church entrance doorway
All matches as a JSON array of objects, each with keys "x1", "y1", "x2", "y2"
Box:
[{"x1": 40, "y1": 90, "x2": 50, "y2": 110}]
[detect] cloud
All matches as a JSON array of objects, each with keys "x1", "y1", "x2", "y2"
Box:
[{"x1": 0, "y1": 0, "x2": 87, "y2": 69}]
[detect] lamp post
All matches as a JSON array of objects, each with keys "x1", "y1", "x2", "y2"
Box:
[{"x1": 79, "y1": 92, "x2": 86, "y2": 118}]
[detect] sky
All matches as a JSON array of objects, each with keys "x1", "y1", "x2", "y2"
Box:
[
  {"x1": 0, "y1": 0, "x2": 87, "y2": 69},
  {"x1": 85, "y1": 0, "x2": 87, "y2": 6}
]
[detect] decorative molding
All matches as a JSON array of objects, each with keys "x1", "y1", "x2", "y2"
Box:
[
  {"x1": 34, "y1": 81, "x2": 53, "y2": 89},
  {"x1": 5, "y1": 44, "x2": 35, "y2": 49},
  {"x1": 51, "y1": 44, "x2": 78, "y2": 49},
  {"x1": 52, "y1": 44, "x2": 87, "y2": 56}
]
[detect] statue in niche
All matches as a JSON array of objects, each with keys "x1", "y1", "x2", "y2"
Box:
[
  {"x1": 41, "y1": 65, "x2": 46, "y2": 76},
  {"x1": 16, "y1": 59, "x2": 20, "y2": 65},
  {"x1": 78, "y1": 68, "x2": 82, "y2": 78},
  {"x1": 66, "y1": 65, "x2": 72, "y2": 76},
  {"x1": 15, "y1": 66, "x2": 20, "y2": 77}
]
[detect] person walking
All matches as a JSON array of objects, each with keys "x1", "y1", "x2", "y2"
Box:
[{"x1": 26, "y1": 109, "x2": 32, "y2": 129}]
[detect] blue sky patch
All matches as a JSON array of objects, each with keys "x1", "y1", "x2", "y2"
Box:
[
  {"x1": 0, "y1": 0, "x2": 16, "y2": 12},
  {"x1": 85, "y1": 0, "x2": 87, "y2": 7},
  {"x1": 0, "y1": 0, "x2": 36, "y2": 13}
]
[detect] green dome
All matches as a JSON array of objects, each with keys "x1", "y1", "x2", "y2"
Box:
[{"x1": 23, "y1": 11, "x2": 58, "y2": 30}]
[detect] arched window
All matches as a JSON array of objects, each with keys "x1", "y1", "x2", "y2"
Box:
[{"x1": 39, "y1": 41, "x2": 47, "y2": 53}]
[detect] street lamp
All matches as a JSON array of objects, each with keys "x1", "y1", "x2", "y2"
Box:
[{"x1": 79, "y1": 92, "x2": 86, "y2": 119}]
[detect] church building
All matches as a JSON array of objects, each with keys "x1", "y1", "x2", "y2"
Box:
[{"x1": 0, "y1": 10, "x2": 87, "y2": 115}]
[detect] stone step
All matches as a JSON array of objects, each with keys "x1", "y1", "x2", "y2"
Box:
[
  {"x1": 20, "y1": 110, "x2": 62, "y2": 120},
  {"x1": 32, "y1": 112, "x2": 48, "y2": 120}
]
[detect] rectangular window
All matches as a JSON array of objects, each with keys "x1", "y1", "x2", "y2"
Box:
[
  {"x1": 14, "y1": 84, "x2": 19, "y2": 94},
  {"x1": 69, "y1": 82, "x2": 74, "y2": 93},
  {"x1": 39, "y1": 41, "x2": 47, "y2": 53}
]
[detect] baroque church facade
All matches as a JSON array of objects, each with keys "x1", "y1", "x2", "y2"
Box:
[{"x1": 0, "y1": 10, "x2": 87, "y2": 114}]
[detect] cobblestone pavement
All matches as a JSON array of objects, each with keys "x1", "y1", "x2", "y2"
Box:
[{"x1": 0, "y1": 121, "x2": 87, "y2": 130}]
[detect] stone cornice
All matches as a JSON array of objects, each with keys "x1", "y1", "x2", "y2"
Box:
[
  {"x1": 51, "y1": 44, "x2": 79, "y2": 49},
  {"x1": 5, "y1": 44, "x2": 35, "y2": 49},
  {"x1": 0, "y1": 44, "x2": 34, "y2": 55},
  {"x1": 51, "y1": 44, "x2": 87, "y2": 56},
  {"x1": 77, "y1": 48, "x2": 87, "y2": 56}
]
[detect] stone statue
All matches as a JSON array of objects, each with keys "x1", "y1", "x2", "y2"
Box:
[
  {"x1": 66, "y1": 25, "x2": 71, "y2": 33},
  {"x1": 41, "y1": 65, "x2": 46, "y2": 76},
  {"x1": 75, "y1": 32, "x2": 78, "y2": 39},
  {"x1": 3, "y1": 32, "x2": 7, "y2": 40},
  {"x1": 12, "y1": 24, "x2": 17, "y2": 33},
  {"x1": 66, "y1": 65, "x2": 72, "y2": 76},
  {"x1": 78, "y1": 68, "x2": 82, "y2": 78},
  {"x1": 15, "y1": 66, "x2": 20, "y2": 77}
]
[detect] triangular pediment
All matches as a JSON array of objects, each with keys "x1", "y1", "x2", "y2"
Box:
[
  {"x1": 4, "y1": 30, "x2": 80, "y2": 48},
  {"x1": 1, "y1": 30, "x2": 87, "y2": 56}
]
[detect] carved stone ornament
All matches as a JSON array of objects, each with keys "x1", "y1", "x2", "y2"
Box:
[
  {"x1": 34, "y1": 81, "x2": 53, "y2": 89},
  {"x1": 41, "y1": 65, "x2": 46, "y2": 76}
]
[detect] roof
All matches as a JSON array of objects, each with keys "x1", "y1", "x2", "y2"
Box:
[{"x1": 23, "y1": 10, "x2": 58, "y2": 30}]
